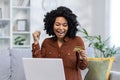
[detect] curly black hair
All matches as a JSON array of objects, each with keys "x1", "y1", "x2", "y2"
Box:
[{"x1": 43, "y1": 6, "x2": 79, "y2": 38}]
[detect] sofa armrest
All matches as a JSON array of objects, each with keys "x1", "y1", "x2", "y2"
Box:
[{"x1": 109, "y1": 71, "x2": 120, "y2": 80}]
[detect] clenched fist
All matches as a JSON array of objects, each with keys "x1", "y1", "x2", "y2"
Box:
[{"x1": 32, "y1": 31, "x2": 41, "y2": 44}]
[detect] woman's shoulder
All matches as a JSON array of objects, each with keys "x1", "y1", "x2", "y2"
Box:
[
  {"x1": 41, "y1": 37, "x2": 54, "y2": 46},
  {"x1": 43, "y1": 37, "x2": 53, "y2": 41},
  {"x1": 71, "y1": 36, "x2": 84, "y2": 43},
  {"x1": 74, "y1": 36, "x2": 83, "y2": 40},
  {"x1": 43, "y1": 37, "x2": 55, "y2": 43}
]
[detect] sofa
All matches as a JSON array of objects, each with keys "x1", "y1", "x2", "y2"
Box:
[
  {"x1": 109, "y1": 53, "x2": 120, "y2": 80},
  {"x1": 0, "y1": 48, "x2": 120, "y2": 80},
  {"x1": 0, "y1": 48, "x2": 32, "y2": 80}
]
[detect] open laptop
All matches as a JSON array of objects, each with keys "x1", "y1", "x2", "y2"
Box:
[{"x1": 22, "y1": 58, "x2": 65, "y2": 80}]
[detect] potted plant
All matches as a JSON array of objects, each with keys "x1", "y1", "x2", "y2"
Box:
[
  {"x1": 14, "y1": 36, "x2": 26, "y2": 45},
  {"x1": 78, "y1": 27, "x2": 118, "y2": 58}
]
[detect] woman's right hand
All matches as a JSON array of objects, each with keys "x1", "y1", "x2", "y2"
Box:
[{"x1": 32, "y1": 31, "x2": 41, "y2": 44}]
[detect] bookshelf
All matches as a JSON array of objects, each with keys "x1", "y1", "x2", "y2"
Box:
[
  {"x1": 0, "y1": 0, "x2": 31, "y2": 49},
  {"x1": 0, "y1": 0, "x2": 10, "y2": 49}
]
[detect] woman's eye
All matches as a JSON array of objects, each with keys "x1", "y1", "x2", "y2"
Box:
[
  {"x1": 63, "y1": 24, "x2": 68, "y2": 27},
  {"x1": 55, "y1": 23, "x2": 68, "y2": 27},
  {"x1": 56, "y1": 24, "x2": 60, "y2": 26}
]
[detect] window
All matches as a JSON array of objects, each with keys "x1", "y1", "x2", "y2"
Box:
[{"x1": 110, "y1": 0, "x2": 120, "y2": 47}]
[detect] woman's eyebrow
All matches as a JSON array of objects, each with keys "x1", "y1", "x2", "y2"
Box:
[{"x1": 55, "y1": 22, "x2": 67, "y2": 24}]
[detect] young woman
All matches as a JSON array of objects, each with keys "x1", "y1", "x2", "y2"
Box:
[{"x1": 32, "y1": 6, "x2": 88, "y2": 80}]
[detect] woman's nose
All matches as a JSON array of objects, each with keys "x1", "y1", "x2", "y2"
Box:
[{"x1": 59, "y1": 25, "x2": 64, "y2": 29}]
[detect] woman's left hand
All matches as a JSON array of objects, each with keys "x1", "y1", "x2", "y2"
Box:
[{"x1": 76, "y1": 50, "x2": 87, "y2": 60}]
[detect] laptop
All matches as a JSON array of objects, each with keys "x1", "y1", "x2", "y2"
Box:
[{"x1": 22, "y1": 58, "x2": 66, "y2": 80}]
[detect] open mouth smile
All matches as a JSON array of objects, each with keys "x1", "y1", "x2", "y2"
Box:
[{"x1": 56, "y1": 30, "x2": 66, "y2": 36}]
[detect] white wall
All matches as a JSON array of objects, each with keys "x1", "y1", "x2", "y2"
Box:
[{"x1": 91, "y1": 0, "x2": 110, "y2": 39}]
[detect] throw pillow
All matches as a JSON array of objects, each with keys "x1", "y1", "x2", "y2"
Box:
[{"x1": 84, "y1": 57, "x2": 114, "y2": 80}]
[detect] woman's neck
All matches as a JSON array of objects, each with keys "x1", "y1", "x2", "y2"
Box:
[{"x1": 57, "y1": 38, "x2": 64, "y2": 48}]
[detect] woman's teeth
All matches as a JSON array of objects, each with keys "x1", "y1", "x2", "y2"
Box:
[{"x1": 57, "y1": 30, "x2": 65, "y2": 35}]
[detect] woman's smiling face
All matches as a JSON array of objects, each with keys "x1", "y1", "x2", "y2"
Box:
[{"x1": 53, "y1": 17, "x2": 68, "y2": 40}]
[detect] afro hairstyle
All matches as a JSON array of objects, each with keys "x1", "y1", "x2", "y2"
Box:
[{"x1": 43, "y1": 6, "x2": 79, "y2": 38}]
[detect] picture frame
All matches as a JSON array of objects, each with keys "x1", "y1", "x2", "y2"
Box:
[
  {"x1": 17, "y1": 19, "x2": 27, "y2": 31},
  {"x1": 0, "y1": 8, "x2": 2, "y2": 18}
]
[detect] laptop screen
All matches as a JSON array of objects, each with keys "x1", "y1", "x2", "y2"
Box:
[{"x1": 22, "y1": 58, "x2": 65, "y2": 80}]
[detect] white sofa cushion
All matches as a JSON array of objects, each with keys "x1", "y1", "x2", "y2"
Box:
[
  {"x1": 0, "y1": 49, "x2": 11, "y2": 80},
  {"x1": 109, "y1": 71, "x2": 120, "y2": 80},
  {"x1": 111, "y1": 54, "x2": 120, "y2": 71},
  {"x1": 81, "y1": 68, "x2": 88, "y2": 80},
  {"x1": 10, "y1": 48, "x2": 32, "y2": 80}
]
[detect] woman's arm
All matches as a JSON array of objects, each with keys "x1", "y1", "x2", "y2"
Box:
[
  {"x1": 32, "y1": 39, "x2": 46, "y2": 58},
  {"x1": 75, "y1": 36, "x2": 88, "y2": 70},
  {"x1": 32, "y1": 31, "x2": 42, "y2": 58},
  {"x1": 77, "y1": 50, "x2": 88, "y2": 70},
  {"x1": 32, "y1": 43, "x2": 41, "y2": 58}
]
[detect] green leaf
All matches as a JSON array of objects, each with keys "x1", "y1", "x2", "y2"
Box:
[{"x1": 78, "y1": 28, "x2": 118, "y2": 57}]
